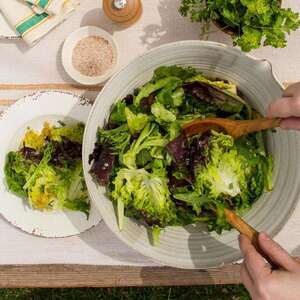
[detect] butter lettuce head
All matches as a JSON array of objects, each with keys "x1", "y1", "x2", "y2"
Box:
[
  {"x1": 195, "y1": 131, "x2": 247, "y2": 199},
  {"x1": 112, "y1": 168, "x2": 176, "y2": 229}
]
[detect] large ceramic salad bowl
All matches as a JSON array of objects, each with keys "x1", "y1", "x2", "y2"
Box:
[{"x1": 83, "y1": 41, "x2": 300, "y2": 269}]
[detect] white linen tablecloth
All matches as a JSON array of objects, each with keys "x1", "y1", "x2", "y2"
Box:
[
  {"x1": 1, "y1": 0, "x2": 300, "y2": 83},
  {"x1": 0, "y1": 0, "x2": 299, "y2": 266}
]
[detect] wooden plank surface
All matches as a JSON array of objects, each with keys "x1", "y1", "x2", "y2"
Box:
[{"x1": 0, "y1": 265, "x2": 242, "y2": 288}]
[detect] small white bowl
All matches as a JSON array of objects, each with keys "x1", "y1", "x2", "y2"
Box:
[{"x1": 62, "y1": 26, "x2": 118, "y2": 85}]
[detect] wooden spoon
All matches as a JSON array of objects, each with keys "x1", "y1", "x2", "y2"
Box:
[
  {"x1": 183, "y1": 117, "x2": 281, "y2": 139},
  {"x1": 224, "y1": 208, "x2": 278, "y2": 269}
]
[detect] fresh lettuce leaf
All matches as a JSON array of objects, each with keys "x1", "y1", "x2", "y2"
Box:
[
  {"x1": 109, "y1": 100, "x2": 127, "y2": 125},
  {"x1": 151, "y1": 102, "x2": 176, "y2": 124},
  {"x1": 173, "y1": 192, "x2": 210, "y2": 215},
  {"x1": 153, "y1": 65, "x2": 197, "y2": 81},
  {"x1": 98, "y1": 124, "x2": 131, "y2": 154},
  {"x1": 195, "y1": 131, "x2": 247, "y2": 199},
  {"x1": 122, "y1": 123, "x2": 168, "y2": 169},
  {"x1": 134, "y1": 77, "x2": 182, "y2": 107},
  {"x1": 22, "y1": 122, "x2": 51, "y2": 150},
  {"x1": 125, "y1": 107, "x2": 150, "y2": 135},
  {"x1": 51, "y1": 123, "x2": 84, "y2": 144},
  {"x1": 112, "y1": 168, "x2": 177, "y2": 233},
  {"x1": 4, "y1": 151, "x2": 34, "y2": 197}
]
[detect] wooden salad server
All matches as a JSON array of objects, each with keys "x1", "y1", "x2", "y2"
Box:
[
  {"x1": 183, "y1": 118, "x2": 281, "y2": 139},
  {"x1": 223, "y1": 208, "x2": 278, "y2": 269}
]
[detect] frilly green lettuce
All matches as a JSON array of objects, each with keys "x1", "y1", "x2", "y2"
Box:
[{"x1": 112, "y1": 168, "x2": 176, "y2": 240}]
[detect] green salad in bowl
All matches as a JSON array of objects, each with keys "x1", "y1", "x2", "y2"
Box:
[{"x1": 89, "y1": 65, "x2": 273, "y2": 245}]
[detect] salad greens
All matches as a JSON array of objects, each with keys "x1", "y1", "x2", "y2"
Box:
[
  {"x1": 5, "y1": 122, "x2": 90, "y2": 217},
  {"x1": 179, "y1": 0, "x2": 300, "y2": 52},
  {"x1": 89, "y1": 65, "x2": 273, "y2": 244}
]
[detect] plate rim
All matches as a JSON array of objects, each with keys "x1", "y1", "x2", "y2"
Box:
[{"x1": 0, "y1": 90, "x2": 102, "y2": 238}]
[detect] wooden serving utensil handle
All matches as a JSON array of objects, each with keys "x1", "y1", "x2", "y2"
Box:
[
  {"x1": 183, "y1": 117, "x2": 281, "y2": 139},
  {"x1": 223, "y1": 208, "x2": 278, "y2": 269},
  {"x1": 231, "y1": 118, "x2": 281, "y2": 139}
]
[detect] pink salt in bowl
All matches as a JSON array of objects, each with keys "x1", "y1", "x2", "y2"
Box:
[{"x1": 62, "y1": 26, "x2": 118, "y2": 85}]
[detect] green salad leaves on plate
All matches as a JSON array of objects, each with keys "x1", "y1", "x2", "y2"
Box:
[
  {"x1": 89, "y1": 65, "x2": 273, "y2": 245},
  {"x1": 5, "y1": 122, "x2": 90, "y2": 217}
]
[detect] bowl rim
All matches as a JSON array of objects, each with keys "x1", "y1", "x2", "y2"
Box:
[{"x1": 92, "y1": 40, "x2": 284, "y2": 92}]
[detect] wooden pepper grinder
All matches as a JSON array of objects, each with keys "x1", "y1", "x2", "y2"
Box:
[{"x1": 103, "y1": 0, "x2": 143, "y2": 27}]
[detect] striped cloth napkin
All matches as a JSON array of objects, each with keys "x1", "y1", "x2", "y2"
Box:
[
  {"x1": 26, "y1": 0, "x2": 69, "y2": 15},
  {"x1": 0, "y1": 0, "x2": 79, "y2": 46}
]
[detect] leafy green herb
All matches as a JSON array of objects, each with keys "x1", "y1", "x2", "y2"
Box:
[{"x1": 179, "y1": 0, "x2": 300, "y2": 52}]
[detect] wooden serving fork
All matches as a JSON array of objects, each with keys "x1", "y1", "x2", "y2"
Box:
[{"x1": 224, "y1": 208, "x2": 278, "y2": 269}]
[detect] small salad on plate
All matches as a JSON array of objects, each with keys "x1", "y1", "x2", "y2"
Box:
[
  {"x1": 89, "y1": 65, "x2": 273, "y2": 245},
  {"x1": 5, "y1": 121, "x2": 90, "y2": 217}
]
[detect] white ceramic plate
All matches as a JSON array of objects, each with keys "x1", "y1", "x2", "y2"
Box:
[
  {"x1": 0, "y1": 91, "x2": 102, "y2": 237},
  {"x1": 62, "y1": 26, "x2": 118, "y2": 85},
  {"x1": 83, "y1": 41, "x2": 300, "y2": 269},
  {"x1": 0, "y1": 11, "x2": 20, "y2": 39}
]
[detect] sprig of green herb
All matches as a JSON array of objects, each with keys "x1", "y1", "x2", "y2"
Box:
[{"x1": 179, "y1": 0, "x2": 300, "y2": 52}]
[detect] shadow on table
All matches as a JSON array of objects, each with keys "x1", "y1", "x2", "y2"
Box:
[
  {"x1": 79, "y1": 219, "x2": 240, "y2": 269},
  {"x1": 186, "y1": 223, "x2": 240, "y2": 269},
  {"x1": 291, "y1": 245, "x2": 300, "y2": 257},
  {"x1": 140, "y1": 0, "x2": 200, "y2": 50},
  {"x1": 80, "y1": 8, "x2": 129, "y2": 34},
  {"x1": 79, "y1": 221, "x2": 154, "y2": 265},
  {"x1": 140, "y1": 0, "x2": 231, "y2": 50},
  {"x1": 0, "y1": 37, "x2": 31, "y2": 53},
  {"x1": 139, "y1": 225, "x2": 240, "y2": 284},
  {"x1": 56, "y1": 41, "x2": 76, "y2": 83}
]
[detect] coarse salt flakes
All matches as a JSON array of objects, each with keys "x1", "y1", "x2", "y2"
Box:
[{"x1": 72, "y1": 36, "x2": 114, "y2": 77}]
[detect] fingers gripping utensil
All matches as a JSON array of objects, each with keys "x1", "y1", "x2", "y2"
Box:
[{"x1": 224, "y1": 208, "x2": 278, "y2": 269}]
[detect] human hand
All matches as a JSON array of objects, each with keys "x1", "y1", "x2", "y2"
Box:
[
  {"x1": 268, "y1": 82, "x2": 300, "y2": 130},
  {"x1": 239, "y1": 232, "x2": 300, "y2": 300}
]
